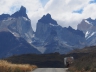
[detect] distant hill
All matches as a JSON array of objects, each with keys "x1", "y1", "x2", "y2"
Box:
[
  {"x1": 5, "y1": 53, "x2": 67, "y2": 68},
  {"x1": 4, "y1": 46, "x2": 96, "y2": 69}
]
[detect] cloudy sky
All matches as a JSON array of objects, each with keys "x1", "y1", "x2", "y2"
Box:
[{"x1": 0, "y1": 0, "x2": 96, "y2": 31}]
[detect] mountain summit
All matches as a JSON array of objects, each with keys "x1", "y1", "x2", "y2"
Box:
[
  {"x1": 34, "y1": 13, "x2": 85, "y2": 54},
  {"x1": 0, "y1": 6, "x2": 36, "y2": 58},
  {"x1": 38, "y1": 13, "x2": 58, "y2": 25},
  {"x1": 0, "y1": 6, "x2": 34, "y2": 43},
  {"x1": 11, "y1": 6, "x2": 29, "y2": 19}
]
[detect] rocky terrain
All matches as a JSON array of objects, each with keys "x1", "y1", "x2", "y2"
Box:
[{"x1": 0, "y1": 6, "x2": 96, "y2": 58}]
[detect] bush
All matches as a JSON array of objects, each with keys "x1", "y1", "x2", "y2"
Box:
[{"x1": 0, "y1": 60, "x2": 37, "y2": 72}]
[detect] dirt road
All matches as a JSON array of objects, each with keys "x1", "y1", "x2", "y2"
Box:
[{"x1": 32, "y1": 68, "x2": 68, "y2": 72}]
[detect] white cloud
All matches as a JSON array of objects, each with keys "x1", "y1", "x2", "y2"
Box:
[
  {"x1": 82, "y1": 3, "x2": 96, "y2": 19},
  {"x1": 43, "y1": 0, "x2": 91, "y2": 29},
  {"x1": 0, "y1": 0, "x2": 96, "y2": 31}
]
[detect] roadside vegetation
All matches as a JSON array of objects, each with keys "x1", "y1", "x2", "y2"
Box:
[
  {"x1": 5, "y1": 53, "x2": 66, "y2": 68},
  {"x1": 69, "y1": 46, "x2": 96, "y2": 72},
  {"x1": 0, "y1": 60, "x2": 37, "y2": 72}
]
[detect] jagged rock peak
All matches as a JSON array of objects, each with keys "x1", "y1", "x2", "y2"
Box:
[
  {"x1": 50, "y1": 29, "x2": 57, "y2": 36},
  {"x1": 85, "y1": 17, "x2": 96, "y2": 26},
  {"x1": 85, "y1": 17, "x2": 96, "y2": 22},
  {"x1": 0, "y1": 14, "x2": 10, "y2": 21},
  {"x1": 11, "y1": 6, "x2": 29, "y2": 19},
  {"x1": 20, "y1": 6, "x2": 26, "y2": 13},
  {"x1": 38, "y1": 13, "x2": 58, "y2": 25},
  {"x1": 45, "y1": 13, "x2": 51, "y2": 18},
  {"x1": 68, "y1": 26, "x2": 73, "y2": 29},
  {"x1": 86, "y1": 17, "x2": 92, "y2": 21},
  {"x1": 67, "y1": 26, "x2": 85, "y2": 37}
]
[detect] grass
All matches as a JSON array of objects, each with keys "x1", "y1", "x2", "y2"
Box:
[{"x1": 0, "y1": 60, "x2": 37, "y2": 72}]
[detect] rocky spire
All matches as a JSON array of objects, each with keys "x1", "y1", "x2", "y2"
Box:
[
  {"x1": 38, "y1": 13, "x2": 58, "y2": 25},
  {"x1": 11, "y1": 6, "x2": 29, "y2": 19}
]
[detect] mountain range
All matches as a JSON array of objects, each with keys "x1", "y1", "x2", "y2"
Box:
[
  {"x1": 78, "y1": 18, "x2": 96, "y2": 46},
  {"x1": 0, "y1": 6, "x2": 96, "y2": 58}
]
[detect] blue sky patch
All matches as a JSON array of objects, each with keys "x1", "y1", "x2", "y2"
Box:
[
  {"x1": 89, "y1": 0, "x2": 96, "y2": 4},
  {"x1": 40, "y1": 0, "x2": 49, "y2": 7},
  {"x1": 10, "y1": 6, "x2": 28, "y2": 14},
  {"x1": 10, "y1": 6, "x2": 19, "y2": 14},
  {"x1": 72, "y1": 8, "x2": 83, "y2": 14}
]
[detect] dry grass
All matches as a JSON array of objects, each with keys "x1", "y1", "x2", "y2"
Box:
[{"x1": 0, "y1": 60, "x2": 37, "y2": 72}]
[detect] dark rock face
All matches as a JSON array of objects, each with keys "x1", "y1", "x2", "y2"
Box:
[
  {"x1": 59, "y1": 27, "x2": 85, "y2": 46},
  {"x1": 37, "y1": 25, "x2": 85, "y2": 53},
  {"x1": 67, "y1": 26, "x2": 84, "y2": 37},
  {"x1": 35, "y1": 22, "x2": 56, "y2": 41},
  {"x1": 0, "y1": 14, "x2": 10, "y2": 21},
  {"x1": 0, "y1": 31, "x2": 41, "y2": 58},
  {"x1": 7, "y1": 17, "x2": 34, "y2": 43},
  {"x1": 38, "y1": 13, "x2": 58, "y2": 25},
  {"x1": 0, "y1": 6, "x2": 34, "y2": 43},
  {"x1": 86, "y1": 17, "x2": 96, "y2": 26},
  {"x1": 35, "y1": 14, "x2": 60, "y2": 41},
  {"x1": 34, "y1": 14, "x2": 85, "y2": 54},
  {"x1": 11, "y1": 6, "x2": 29, "y2": 19},
  {"x1": 0, "y1": 6, "x2": 38, "y2": 58},
  {"x1": 1, "y1": 6, "x2": 95, "y2": 55}
]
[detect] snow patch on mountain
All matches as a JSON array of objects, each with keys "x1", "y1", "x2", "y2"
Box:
[
  {"x1": 78, "y1": 18, "x2": 96, "y2": 46},
  {"x1": 85, "y1": 20, "x2": 91, "y2": 25},
  {"x1": 87, "y1": 32, "x2": 96, "y2": 39},
  {"x1": 49, "y1": 23, "x2": 59, "y2": 26},
  {"x1": 23, "y1": 17, "x2": 29, "y2": 21},
  {"x1": 85, "y1": 31, "x2": 90, "y2": 38},
  {"x1": 12, "y1": 32, "x2": 20, "y2": 37}
]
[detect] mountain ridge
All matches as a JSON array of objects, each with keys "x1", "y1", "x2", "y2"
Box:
[
  {"x1": 0, "y1": 6, "x2": 96, "y2": 57},
  {"x1": 34, "y1": 13, "x2": 86, "y2": 54},
  {"x1": 38, "y1": 13, "x2": 58, "y2": 25}
]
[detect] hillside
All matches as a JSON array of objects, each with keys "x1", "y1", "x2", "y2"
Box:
[
  {"x1": 4, "y1": 46, "x2": 96, "y2": 70},
  {"x1": 4, "y1": 53, "x2": 67, "y2": 68},
  {"x1": 69, "y1": 46, "x2": 96, "y2": 72},
  {"x1": 5, "y1": 45, "x2": 94, "y2": 68},
  {"x1": 70, "y1": 46, "x2": 96, "y2": 53}
]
